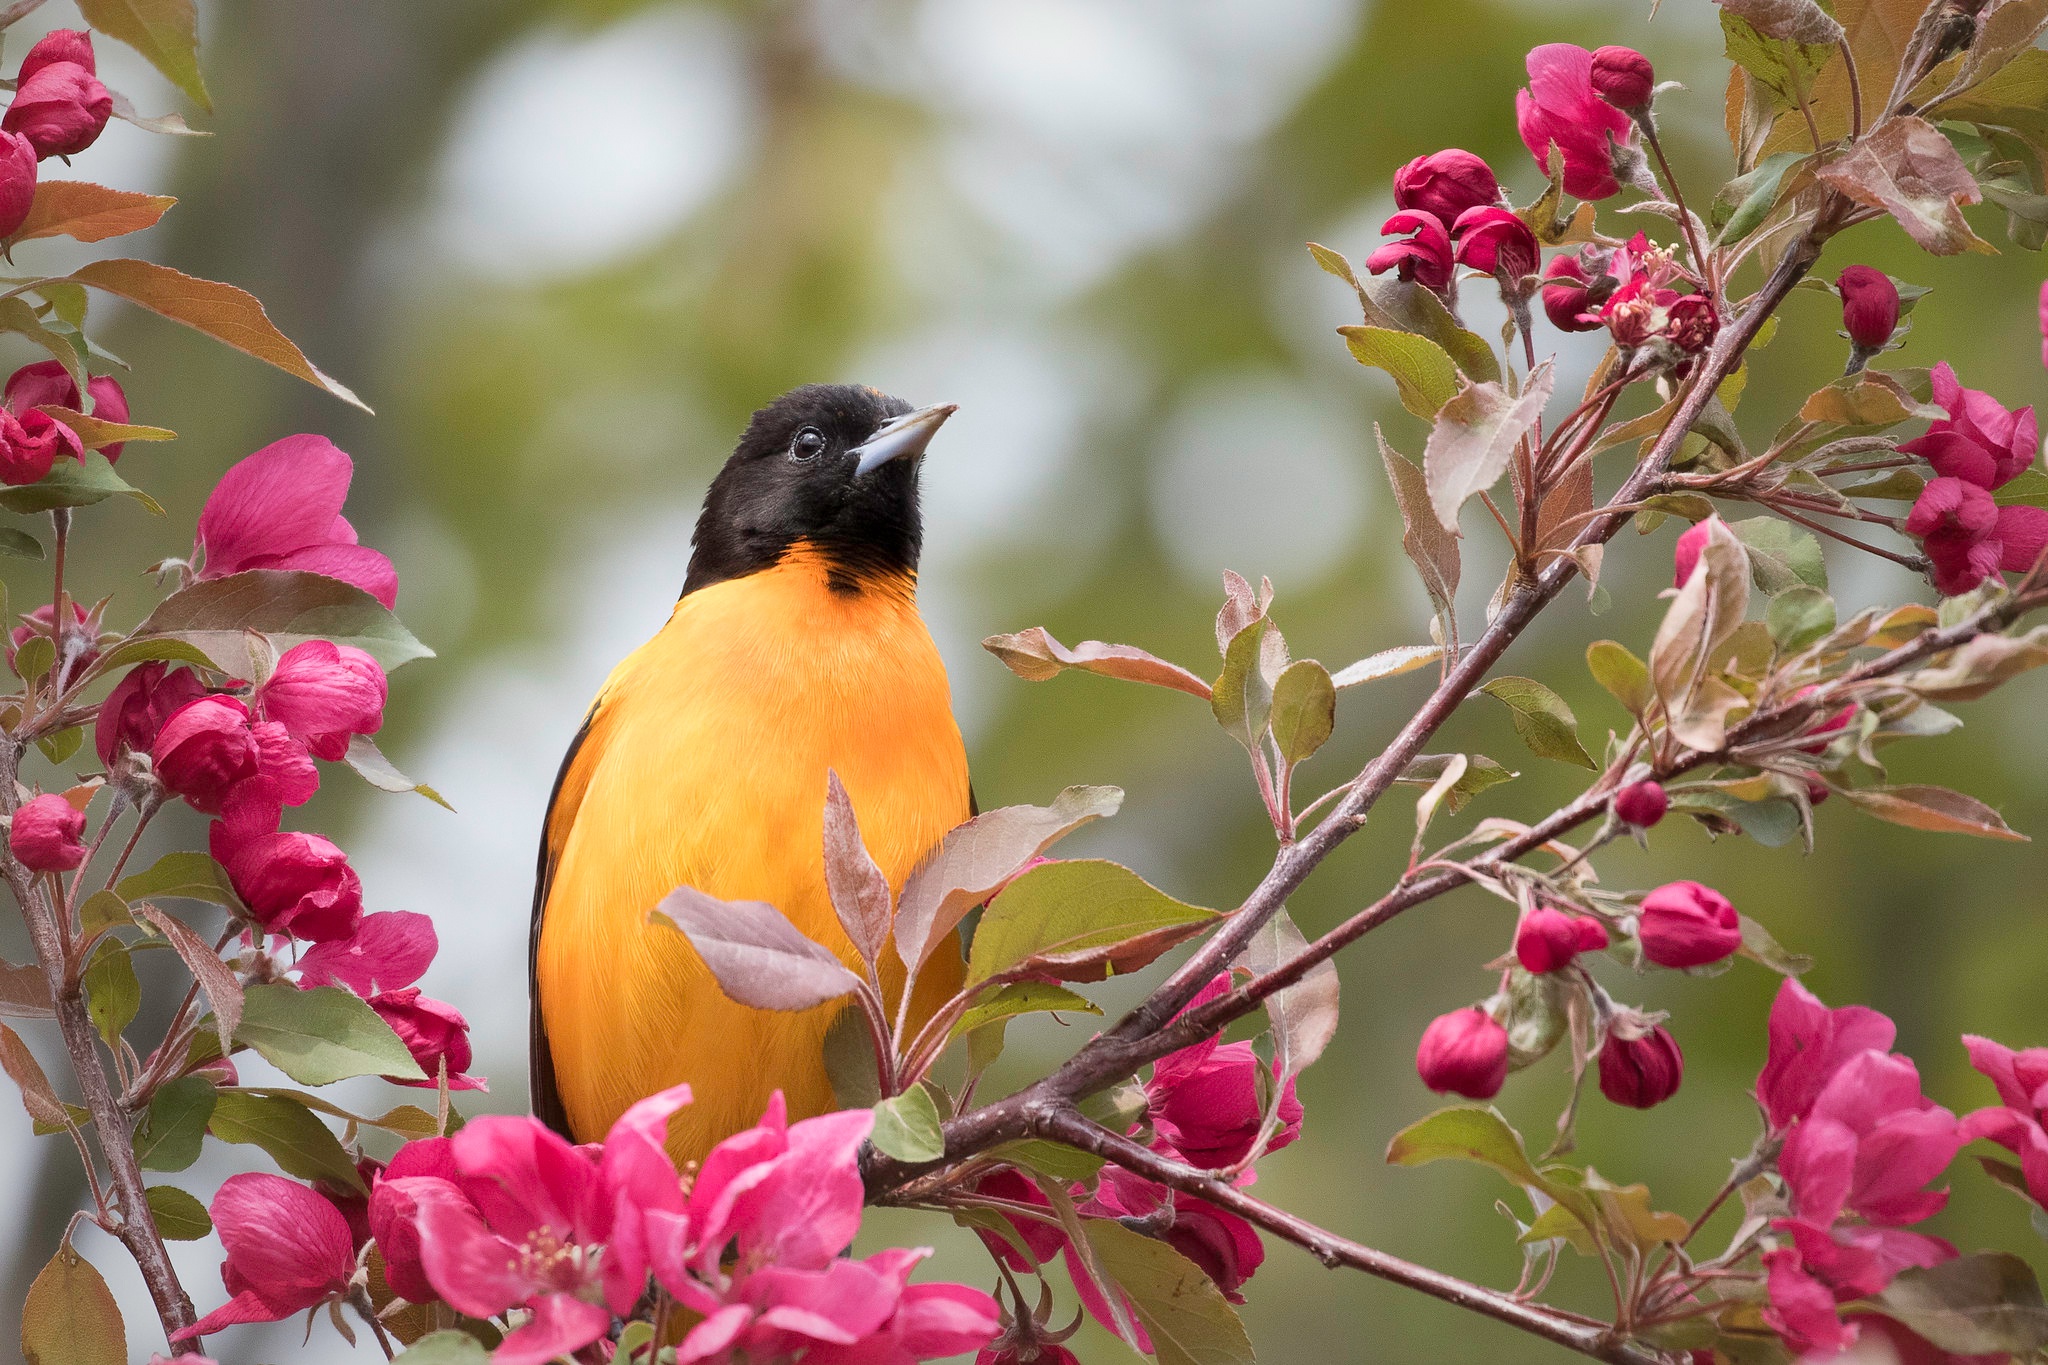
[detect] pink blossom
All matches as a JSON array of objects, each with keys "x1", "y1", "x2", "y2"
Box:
[
  {"x1": 369, "y1": 987, "x2": 486, "y2": 1091},
  {"x1": 211, "y1": 824, "x2": 362, "y2": 942},
  {"x1": 1540, "y1": 255, "x2": 1604, "y2": 332},
  {"x1": 255, "y1": 640, "x2": 387, "y2": 761},
  {"x1": 195, "y1": 435, "x2": 398, "y2": 608},
  {"x1": 1672, "y1": 516, "x2": 1714, "y2": 587},
  {"x1": 1416, "y1": 1007, "x2": 1508, "y2": 1099},
  {"x1": 5, "y1": 361, "x2": 131, "y2": 459},
  {"x1": 1516, "y1": 44, "x2": 1635, "y2": 200},
  {"x1": 1901, "y1": 362, "x2": 2038, "y2": 492},
  {"x1": 1756, "y1": 979, "x2": 1898, "y2": 1133},
  {"x1": 1764, "y1": 1219, "x2": 1956, "y2": 1356},
  {"x1": 1780, "y1": 1051, "x2": 1961, "y2": 1227},
  {"x1": 9, "y1": 792, "x2": 85, "y2": 872},
  {"x1": 1514, "y1": 907, "x2": 1608, "y2": 974},
  {"x1": 367, "y1": 1138, "x2": 460, "y2": 1305},
  {"x1": 153, "y1": 696, "x2": 260, "y2": 814},
  {"x1": 1906, "y1": 475, "x2": 2048, "y2": 594},
  {"x1": 174, "y1": 1173, "x2": 356, "y2": 1340},
  {"x1": 1365, "y1": 210, "x2": 1454, "y2": 293},
  {"x1": 94, "y1": 663, "x2": 206, "y2": 768},
  {"x1": 0, "y1": 404, "x2": 81, "y2": 484},
  {"x1": 1392, "y1": 150, "x2": 1498, "y2": 226},
  {"x1": 1959, "y1": 1033, "x2": 2048, "y2": 1211},
  {"x1": 296, "y1": 910, "x2": 437, "y2": 995},
  {"x1": 1450, "y1": 206, "x2": 1537, "y2": 280},
  {"x1": 1147, "y1": 974, "x2": 1303, "y2": 1168},
  {"x1": 1088, "y1": 1165, "x2": 1265, "y2": 1302},
  {"x1": 0, "y1": 131, "x2": 35, "y2": 240}
]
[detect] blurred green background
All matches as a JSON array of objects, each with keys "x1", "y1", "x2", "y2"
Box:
[{"x1": 0, "y1": 0, "x2": 2044, "y2": 1359}]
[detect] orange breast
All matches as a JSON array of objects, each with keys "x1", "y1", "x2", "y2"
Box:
[{"x1": 534, "y1": 548, "x2": 970, "y2": 1163}]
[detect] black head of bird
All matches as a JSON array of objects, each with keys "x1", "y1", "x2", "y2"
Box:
[{"x1": 683, "y1": 383, "x2": 957, "y2": 597}]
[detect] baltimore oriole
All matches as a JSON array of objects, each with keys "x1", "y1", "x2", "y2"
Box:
[{"x1": 529, "y1": 384, "x2": 970, "y2": 1165}]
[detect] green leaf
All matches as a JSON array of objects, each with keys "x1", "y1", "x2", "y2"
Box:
[
  {"x1": 1800, "y1": 370, "x2": 1942, "y2": 428},
  {"x1": 237, "y1": 983, "x2": 426, "y2": 1085},
  {"x1": 950, "y1": 981, "x2": 1101, "y2": 1039},
  {"x1": 1083, "y1": 1220, "x2": 1256, "y2": 1365},
  {"x1": 21, "y1": 1240, "x2": 125, "y2": 1365},
  {"x1": 131, "y1": 570, "x2": 430, "y2": 676},
  {"x1": 967, "y1": 860, "x2": 1218, "y2": 986},
  {"x1": 207, "y1": 1090, "x2": 366, "y2": 1191},
  {"x1": 89, "y1": 634, "x2": 218, "y2": 676},
  {"x1": 115, "y1": 850, "x2": 241, "y2": 911},
  {"x1": 132, "y1": 1075, "x2": 214, "y2": 1173},
  {"x1": 1738, "y1": 913, "x2": 1813, "y2": 976},
  {"x1": 1387, "y1": 1105, "x2": 1597, "y2": 1230},
  {"x1": 1731, "y1": 516, "x2": 1828, "y2": 593},
  {"x1": 1425, "y1": 363, "x2": 1554, "y2": 535},
  {"x1": 869, "y1": 1086, "x2": 945, "y2": 1163},
  {"x1": 344, "y1": 734, "x2": 454, "y2": 810},
  {"x1": 0, "y1": 525, "x2": 44, "y2": 558},
  {"x1": 12, "y1": 634, "x2": 53, "y2": 683},
  {"x1": 81, "y1": 940, "x2": 138, "y2": 1047},
  {"x1": 988, "y1": 1138, "x2": 1104, "y2": 1184},
  {"x1": 393, "y1": 1332, "x2": 492, "y2": 1365},
  {"x1": 1359, "y1": 274, "x2": 1504, "y2": 384},
  {"x1": 1480, "y1": 675, "x2": 1594, "y2": 769},
  {"x1": 1586, "y1": 640, "x2": 1652, "y2": 715},
  {"x1": 1995, "y1": 468, "x2": 2048, "y2": 508},
  {"x1": 143, "y1": 1185, "x2": 211, "y2": 1240},
  {"x1": 1210, "y1": 618, "x2": 1274, "y2": 752},
  {"x1": 1768, "y1": 585, "x2": 1837, "y2": 650},
  {"x1": 0, "y1": 452, "x2": 157, "y2": 515},
  {"x1": 75, "y1": 0, "x2": 210, "y2": 110},
  {"x1": 1720, "y1": 12, "x2": 1830, "y2": 115},
  {"x1": 1340, "y1": 326, "x2": 1461, "y2": 419},
  {"x1": 1270, "y1": 659, "x2": 1336, "y2": 765},
  {"x1": 1716, "y1": 150, "x2": 1808, "y2": 241},
  {"x1": 1397, "y1": 752, "x2": 1517, "y2": 813},
  {"x1": 1881, "y1": 1252, "x2": 2048, "y2": 1354},
  {"x1": 36, "y1": 725, "x2": 82, "y2": 766}
]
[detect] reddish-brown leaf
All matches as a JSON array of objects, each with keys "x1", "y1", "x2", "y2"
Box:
[
  {"x1": 0, "y1": 1022, "x2": 68, "y2": 1128},
  {"x1": 135, "y1": 903, "x2": 241, "y2": 1058},
  {"x1": 0, "y1": 959, "x2": 53, "y2": 1018},
  {"x1": 649, "y1": 886, "x2": 861, "y2": 1012},
  {"x1": 982, "y1": 627, "x2": 1211, "y2": 700},
  {"x1": 821, "y1": 770, "x2": 893, "y2": 974},
  {"x1": 1842, "y1": 785, "x2": 2029, "y2": 840},
  {"x1": 11, "y1": 182, "x2": 174, "y2": 245},
  {"x1": 1815, "y1": 116, "x2": 1995, "y2": 255},
  {"x1": 65, "y1": 259, "x2": 369, "y2": 410}
]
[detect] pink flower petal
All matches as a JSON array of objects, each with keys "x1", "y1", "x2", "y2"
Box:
[
  {"x1": 492, "y1": 1293, "x2": 613, "y2": 1365},
  {"x1": 197, "y1": 435, "x2": 355, "y2": 577},
  {"x1": 413, "y1": 1187, "x2": 531, "y2": 1318},
  {"x1": 732, "y1": 1107, "x2": 874, "y2": 1270},
  {"x1": 295, "y1": 910, "x2": 436, "y2": 994},
  {"x1": 677, "y1": 1304, "x2": 754, "y2": 1365}
]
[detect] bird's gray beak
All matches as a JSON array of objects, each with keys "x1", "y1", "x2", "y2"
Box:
[{"x1": 852, "y1": 403, "x2": 956, "y2": 477}]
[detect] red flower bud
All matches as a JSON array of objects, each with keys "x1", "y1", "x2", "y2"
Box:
[
  {"x1": 152, "y1": 696, "x2": 261, "y2": 814},
  {"x1": 213, "y1": 825, "x2": 363, "y2": 943},
  {"x1": 1637, "y1": 881, "x2": 1741, "y2": 968},
  {"x1": 369, "y1": 987, "x2": 485, "y2": 1090},
  {"x1": 1672, "y1": 515, "x2": 1715, "y2": 587},
  {"x1": 1515, "y1": 907, "x2": 1610, "y2": 974},
  {"x1": 254, "y1": 640, "x2": 387, "y2": 762},
  {"x1": 1416, "y1": 1007, "x2": 1509, "y2": 1099},
  {"x1": 1365, "y1": 210, "x2": 1454, "y2": 293},
  {"x1": 1541, "y1": 255, "x2": 1603, "y2": 332},
  {"x1": 1451, "y1": 206, "x2": 1539, "y2": 281},
  {"x1": 4, "y1": 57, "x2": 111, "y2": 159},
  {"x1": 18, "y1": 30, "x2": 96, "y2": 84},
  {"x1": 0, "y1": 132, "x2": 35, "y2": 240},
  {"x1": 95, "y1": 663, "x2": 207, "y2": 768},
  {"x1": 1599, "y1": 1026, "x2": 1683, "y2": 1108},
  {"x1": 1836, "y1": 266, "x2": 1900, "y2": 352},
  {"x1": 6, "y1": 361, "x2": 131, "y2": 460},
  {"x1": 0, "y1": 404, "x2": 80, "y2": 485},
  {"x1": 1614, "y1": 779, "x2": 1668, "y2": 827},
  {"x1": 1589, "y1": 46, "x2": 1656, "y2": 113},
  {"x1": 1392, "y1": 150, "x2": 1499, "y2": 228},
  {"x1": 10, "y1": 792, "x2": 85, "y2": 871}
]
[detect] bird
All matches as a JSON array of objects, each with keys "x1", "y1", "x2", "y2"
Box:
[{"x1": 528, "y1": 384, "x2": 972, "y2": 1166}]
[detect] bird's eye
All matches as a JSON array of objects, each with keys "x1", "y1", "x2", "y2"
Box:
[{"x1": 789, "y1": 427, "x2": 826, "y2": 462}]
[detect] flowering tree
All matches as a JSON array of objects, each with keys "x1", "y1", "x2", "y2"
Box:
[{"x1": 6, "y1": 0, "x2": 2048, "y2": 1363}]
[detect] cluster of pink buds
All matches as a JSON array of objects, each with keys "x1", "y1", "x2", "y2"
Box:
[
  {"x1": 1366, "y1": 149, "x2": 1521, "y2": 297},
  {"x1": 976, "y1": 974, "x2": 1303, "y2": 1354},
  {"x1": 0, "y1": 360, "x2": 130, "y2": 486},
  {"x1": 1543, "y1": 232, "x2": 1716, "y2": 361},
  {"x1": 1900, "y1": 363, "x2": 2044, "y2": 594},
  {"x1": 0, "y1": 31, "x2": 113, "y2": 239}
]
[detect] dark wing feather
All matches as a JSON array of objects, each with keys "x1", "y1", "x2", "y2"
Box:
[{"x1": 529, "y1": 707, "x2": 597, "y2": 1139}]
